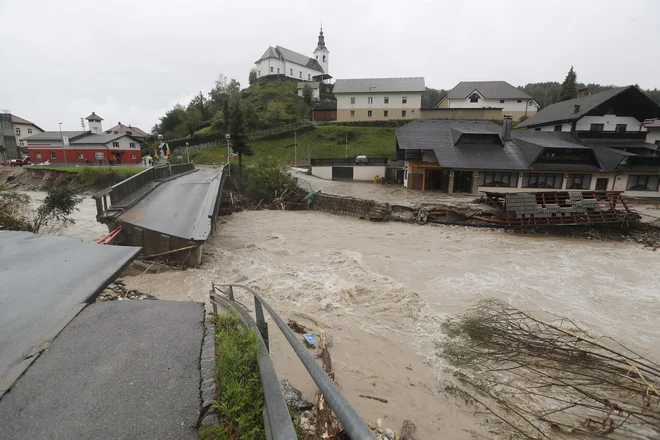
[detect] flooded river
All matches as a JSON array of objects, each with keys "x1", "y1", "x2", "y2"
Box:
[{"x1": 29, "y1": 191, "x2": 660, "y2": 438}]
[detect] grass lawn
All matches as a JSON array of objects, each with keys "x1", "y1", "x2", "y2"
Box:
[{"x1": 184, "y1": 125, "x2": 396, "y2": 165}]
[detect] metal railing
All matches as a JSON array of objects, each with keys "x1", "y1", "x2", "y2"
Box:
[{"x1": 209, "y1": 284, "x2": 374, "y2": 440}]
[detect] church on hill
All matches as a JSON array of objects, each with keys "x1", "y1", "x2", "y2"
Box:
[{"x1": 254, "y1": 27, "x2": 331, "y2": 84}]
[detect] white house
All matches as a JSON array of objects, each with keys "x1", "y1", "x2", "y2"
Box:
[
  {"x1": 297, "y1": 82, "x2": 321, "y2": 100},
  {"x1": 254, "y1": 28, "x2": 330, "y2": 83},
  {"x1": 0, "y1": 112, "x2": 44, "y2": 161},
  {"x1": 517, "y1": 86, "x2": 660, "y2": 135},
  {"x1": 438, "y1": 81, "x2": 539, "y2": 121},
  {"x1": 334, "y1": 77, "x2": 426, "y2": 122}
]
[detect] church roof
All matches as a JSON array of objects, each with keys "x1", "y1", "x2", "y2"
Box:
[
  {"x1": 85, "y1": 112, "x2": 103, "y2": 121},
  {"x1": 256, "y1": 46, "x2": 324, "y2": 72}
]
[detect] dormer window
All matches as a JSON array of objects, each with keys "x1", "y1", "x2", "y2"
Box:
[
  {"x1": 574, "y1": 104, "x2": 581, "y2": 113},
  {"x1": 470, "y1": 93, "x2": 479, "y2": 103}
]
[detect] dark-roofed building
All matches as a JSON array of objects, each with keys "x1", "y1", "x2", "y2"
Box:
[
  {"x1": 437, "y1": 81, "x2": 539, "y2": 121},
  {"x1": 254, "y1": 27, "x2": 330, "y2": 83},
  {"x1": 0, "y1": 113, "x2": 45, "y2": 160},
  {"x1": 643, "y1": 118, "x2": 660, "y2": 145},
  {"x1": 24, "y1": 113, "x2": 142, "y2": 165},
  {"x1": 517, "y1": 86, "x2": 660, "y2": 137},
  {"x1": 334, "y1": 77, "x2": 426, "y2": 122},
  {"x1": 396, "y1": 118, "x2": 660, "y2": 197}
]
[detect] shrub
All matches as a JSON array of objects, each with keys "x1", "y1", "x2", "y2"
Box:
[
  {"x1": 31, "y1": 187, "x2": 82, "y2": 234},
  {"x1": 246, "y1": 156, "x2": 297, "y2": 202},
  {"x1": 0, "y1": 190, "x2": 31, "y2": 231}
]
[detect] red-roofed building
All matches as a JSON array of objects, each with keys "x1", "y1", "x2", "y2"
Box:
[
  {"x1": 643, "y1": 118, "x2": 660, "y2": 145},
  {"x1": 104, "y1": 122, "x2": 149, "y2": 141}
]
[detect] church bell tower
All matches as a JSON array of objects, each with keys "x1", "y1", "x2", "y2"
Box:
[{"x1": 313, "y1": 26, "x2": 329, "y2": 82}]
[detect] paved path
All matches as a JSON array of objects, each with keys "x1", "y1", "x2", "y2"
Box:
[
  {"x1": 0, "y1": 231, "x2": 140, "y2": 396},
  {"x1": 118, "y1": 169, "x2": 222, "y2": 240},
  {"x1": 0, "y1": 300, "x2": 205, "y2": 440}
]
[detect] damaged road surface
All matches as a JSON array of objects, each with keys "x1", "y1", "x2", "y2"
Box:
[{"x1": 0, "y1": 300, "x2": 205, "y2": 440}]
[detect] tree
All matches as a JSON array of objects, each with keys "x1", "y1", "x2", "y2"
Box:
[
  {"x1": 249, "y1": 69, "x2": 257, "y2": 85},
  {"x1": 189, "y1": 91, "x2": 210, "y2": 120},
  {"x1": 31, "y1": 187, "x2": 82, "y2": 235},
  {"x1": 228, "y1": 94, "x2": 252, "y2": 170},
  {"x1": 184, "y1": 106, "x2": 203, "y2": 138},
  {"x1": 421, "y1": 87, "x2": 448, "y2": 108},
  {"x1": 227, "y1": 79, "x2": 241, "y2": 99},
  {"x1": 558, "y1": 67, "x2": 578, "y2": 102},
  {"x1": 302, "y1": 84, "x2": 314, "y2": 106}
]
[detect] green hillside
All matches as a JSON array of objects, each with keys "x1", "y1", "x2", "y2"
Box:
[{"x1": 182, "y1": 125, "x2": 396, "y2": 165}]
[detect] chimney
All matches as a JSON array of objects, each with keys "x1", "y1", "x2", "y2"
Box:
[
  {"x1": 502, "y1": 115, "x2": 512, "y2": 141},
  {"x1": 574, "y1": 104, "x2": 581, "y2": 114},
  {"x1": 577, "y1": 87, "x2": 589, "y2": 97}
]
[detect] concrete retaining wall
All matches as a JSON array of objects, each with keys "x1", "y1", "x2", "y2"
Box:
[{"x1": 310, "y1": 192, "x2": 391, "y2": 220}]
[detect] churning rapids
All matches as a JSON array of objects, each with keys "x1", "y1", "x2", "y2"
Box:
[{"x1": 30, "y1": 191, "x2": 660, "y2": 439}]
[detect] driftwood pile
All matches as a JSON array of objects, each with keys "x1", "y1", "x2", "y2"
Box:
[{"x1": 441, "y1": 299, "x2": 659, "y2": 439}]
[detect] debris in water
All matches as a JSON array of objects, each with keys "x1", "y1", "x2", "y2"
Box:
[
  {"x1": 303, "y1": 333, "x2": 315, "y2": 346},
  {"x1": 359, "y1": 394, "x2": 389, "y2": 403},
  {"x1": 287, "y1": 319, "x2": 308, "y2": 334}
]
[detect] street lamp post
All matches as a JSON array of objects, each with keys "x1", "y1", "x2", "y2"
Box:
[
  {"x1": 186, "y1": 142, "x2": 190, "y2": 164},
  {"x1": 59, "y1": 123, "x2": 67, "y2": 165},
  {"x1": 225, "y1": 133, "x2": 231, "y2": 177}
]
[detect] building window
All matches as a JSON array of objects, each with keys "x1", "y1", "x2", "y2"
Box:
[
  {"x1": 522, "y1": 173, "x2": 563, "y2": 188},
  {"x1": 77, "y1": 153, "x2": 84, "y2": 159},
  {"x1": 27, "y1": 128, "x2": 32, "y2": 134},
  {"x1": 627, "y1": 175, "x2": 660, "y2": 191},
  {"x1": 19, "y1": 140, "x2": 24, "y2": 147},
  {"x1": 15, "y1": 127, "x2": 21, "y2": 135},
  {"x1": 574, "y1": 105, "x2": 581, "y2": 113},
  {"x1": 528, "y1": 101, "x2": 533, "y2": 106},
  {"x1": 270, "y1": 67, "x2": 273, "y2": 72},
  {"x1": 470, "y1": 93, "x2": 479, "y2": 103},
  {"x1": 478, "y1": 172, "x2": 518, "y2": 187},
  {"x1": 500, "y1": 99, "x2": 505, "y2": 103},
  {"x1": 350, "y1": 111, "x2": 355, "y2": 118},
  {"x1": 131, "y1": 154, "x2": 137, "y2": 159},
  {"x1": 50, "y1": 152, "x2": 56, "y2": 159},
  {"x1": 258, "y1": 71, "x2": 260, "y2": 76},
  {"x1": 277, "y1": 68, "x2": 280, "y2": 73},
  {"x1": 368, "y1": 97, "x2": 373, "y2": 104},
  {"x1": 36, "y1": 152, "x2": 42, "y2": 159},
  {"x1": 554, "y1": 125, "x2": 562, "y2": 131},
  {"x1": 368, "y1": 110, "x2": 373, "y2": 118},
  {"x1": 384, "y1": 110, "x2": 389, "y2": 117},
  {"x1": 566, "y1": 174, "x2": 592, "y2": 189},
  {"x1": 290, "y1": 69, "x2": 293, "y2": 75},
  {"x1": 384, "y1": 97, "x2": 389, "y2": 104},
  {"x1": 350, "y1": 97, "x2": 355, "y2": 104},
  {"x1": 517, "y1": 99, "x2": 522, "y2": 103},
  {"x1": 402, "y1": 96, "x2": 407, "y2": 104},
  {"x1": 130, "y1": 142, "x2": 136, "y2": 148},
  {"x1": 308, "y1": 74, "x2": 311, "y2": 80},
  {"x1": 590, "y1": 123, "x2": 604, "y2": 132},
  {"x1": 534, "y1": 128, "x2": 541, "y2": 131},
  {"x1": 402, "y1": 110, "x2": 407, "y2": 117},
  {"x1": 615, "y1": 124, "x2": 627, "y2": 133},
  {"x1": 126, "y1": 131, "x2": 132, "y2": 135},
  {"x1": 112, "y1": 142, "x2": 119, "y2": 148},
  {"x1": 299, "y1": 71, "x2": 302, "y2": 78},
  {"x1": 323, "y1": 55, "x2": 326, "y2": 62}
]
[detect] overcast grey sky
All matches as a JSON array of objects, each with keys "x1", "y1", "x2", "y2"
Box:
[{"x1": 1, "y1": 0, "x2": 658, "y2": 133}]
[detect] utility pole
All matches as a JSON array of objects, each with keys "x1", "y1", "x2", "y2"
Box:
[
  {"x1": 59, "y1": 122, "x2": 67, "y2": 165},
  {"x1": 294, "y1": 131, "x2": 297, "y2": 170},
  {"x1": 307, "y1": 144, "x2": 310, "y2": 166},
  {"x1": 345, "y1": 132, "x2": 348, "y2": 159}
]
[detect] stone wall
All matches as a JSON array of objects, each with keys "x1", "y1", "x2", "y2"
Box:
[{"x1": 310, "y1": 192, "x2": 391, "y2": 220}]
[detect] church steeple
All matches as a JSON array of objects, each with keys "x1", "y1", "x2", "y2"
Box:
[{"x1": 316, "y1": 26, "x2": 326, "y2": 50}]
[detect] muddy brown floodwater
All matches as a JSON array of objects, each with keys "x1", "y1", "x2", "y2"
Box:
[{"x1": 31, "y1": 194, "x2": 660, "y2": 439}]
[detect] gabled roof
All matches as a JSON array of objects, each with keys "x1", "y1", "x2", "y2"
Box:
[
  {"x1": 333, "y1": 77, "x2": 425, "y2": 94},
  {"x1": 447, "y1": 81, "x2": 533, "y2": 100},
  {"x1": 516, "y1": 86, "x2": 660, "y2": 129},
  {"x1": 105, "y1": 123, "x2": 149, "y2": 138},
  {"x1": 25, "y1": 131, "x2": 89, "y2": 142},
  {"x1": 256, "y1": 46, "x2": 324, "y2": 72},
  {"x1": 394, "y1": 120, "x2": 647, "y2": 173},
  {"x1": 11, "y1": 115, "x2": 44, "y2": 131},
  {"x1": 85, "y1": 112, "x2": 103, "y2": 121}
]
